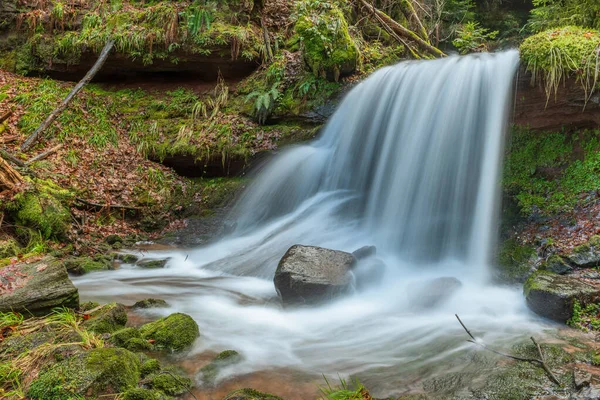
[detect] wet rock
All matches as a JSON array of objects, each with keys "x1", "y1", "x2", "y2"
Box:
[
  {"x1": 141, "y1": 359, "x2": 161, "y2": 377},
  {"x1": 28, "y1": 347, "x2": 141, "y2": 399},
  {"x1": 132, "y1": 298, "x2": 169, "y2": 309},
  {"x1": 137, "y1": 259, "x2": 170, "y2": 269},
  {"x1": 105, "y1": 234, "x2": 123, "y2": 245},
  {"x1": 64, "y1": 256, "x2": 113, "y2": 275},
  {"x1": 139, "y1": 313, "x2": 199, "y2": 352},
  {"x1": 541, "y1": 255, "x2": 573, "y2": 275},
  {"x1": 524, "y1": 271, "x2": 600, "y2": 322},
  {"x1": 353, "y1": 257, "x2": 386, "y2": 290},
  {"x1": 0, "y1": 257, "x2": 78, "y2": 315},
  {"x1": 408, "y1": 277, "x2": 462, "y2": 310},
  {"x1": 122, "y1": 388, "x2": 170, "y2": 400},
  {"x1": 352, "y1": 245, "x2": 376, "y2": 260},
  {"x1": 574, "y1": 368, "x2": 592, "y2": 390},
  {"x1": 223, "y1": 388, "x2": 284, "y2": 400},
  {"x1": 83, "y1": 303, "x2": 128, "y2": 334},
  {"x1": 110, "y1": 327, "x2": 141, "y2": 347},
  {"x1": 147, "y1": 369, "x2": 193, "y2": 396},
  {"x1": 200, "y1": 350, "x2": 243, "y2": 385},
  {"x1": 274, "y1": 245, "x2": 356, "y2": 306},
  {"x1": 576, "y1": 385, "x2": 600, "y2": 400},
  {"x1": 116, "y1": 253, "x2": 139, "y2": 264},
  {"x1": 568, "y1": 238, "x2": 600, "y2": 268}
]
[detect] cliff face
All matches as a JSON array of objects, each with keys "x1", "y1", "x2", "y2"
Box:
[{"x1": 515, "y1": 69, "x2": 600, "y2": 131}]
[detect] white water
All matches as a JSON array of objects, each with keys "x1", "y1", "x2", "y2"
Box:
[{"x1": 75, "y1": 50, "x2": 548, "y2": 396}]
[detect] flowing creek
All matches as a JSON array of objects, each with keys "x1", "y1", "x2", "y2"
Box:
[{"x1": 74, "y1": 50, "x2": 560, "y2": 399}]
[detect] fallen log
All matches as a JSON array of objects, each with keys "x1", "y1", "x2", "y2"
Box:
[
  {"x1": 0, "y1": 155, "x2": 23, "y2": 191},
  {"x1": 74, "y1": 197, "x2": 140, "y2": 212},
  {"x1": 20, "y1": 40, "x2": 115, "y2": 152},
  {"x1": 0, "y1": 149, "x2": 26, "y2": 168}
]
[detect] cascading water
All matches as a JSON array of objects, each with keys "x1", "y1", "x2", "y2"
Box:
[{"x1": 74, "y1": 50, "x2": 545, "y2": 398}]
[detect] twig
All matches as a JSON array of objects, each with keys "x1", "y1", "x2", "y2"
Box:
[
  {"x1": 26, "y1": 144, "x2": 63, "y2": 165},
  {"x1": 20, "y1": 40, "x2": 115, "y2": 152},
  {"x1": 74, "y1": 197, "x2": 140, "y2": 212},
  {"x1": 0, "y1": 149, "x2": 26, "y2": 168},
  {"x1": 0, "y1": 111, "x2": 12, "y2": 124},
  {"x1": 455, "y1": 314, "x2": 561, "y2": 386}
]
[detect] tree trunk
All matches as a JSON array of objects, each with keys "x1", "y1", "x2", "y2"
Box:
[
  {"x1": 20, "y1": 40, "x2": 115, "y2": 152},
  {"x1": 0, "y1": 155, "x2": 23, "y2": 191}
]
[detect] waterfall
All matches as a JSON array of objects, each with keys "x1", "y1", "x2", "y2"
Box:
[
  {"x1": 229, "y1": 50, "x2": 520, "y2": 272},
  {"x1": 75, "y1": 51, "x2": 538, "y2": 394}
]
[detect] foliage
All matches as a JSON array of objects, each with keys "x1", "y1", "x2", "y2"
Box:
[
  {"x1": 452, "y1": 21, "x2": 498, "y2": 54},
  {"x1": 568, "y1": 300, "x2": 600, "y2": 331},
  {"x1": 520, "y1": 26, "x2": 600, "y2": 102},
  {"x1": 294, "y1": 0, "x2": 358, "y2": 81},
  {"x1": 527, "y1": 0, "x2": 600, "y2": 32},
  {"x1": 246, "y1": 84, "x2": 280, "y2": 125},
  {"x1": 319, "y1": 376, "x2": 370, "y2": 400},
  {"x1": 502, "y1": 127, "x2": 600, "y2": 215}
]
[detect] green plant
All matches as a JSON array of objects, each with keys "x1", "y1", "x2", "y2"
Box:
[
  {"x1": 246, "y1": 84, "x2": 280, "y2": 125},
  {"x1": 452, "y1": 21, "x2": 498, "y2": 54},
  {"x1": 527, "y1": 0, "x2": 600, "y2": 32},
  {"x1": 319, "y1": 376, "x2": 369, "y2": 400}
]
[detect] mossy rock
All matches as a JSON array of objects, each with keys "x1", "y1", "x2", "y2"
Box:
[
  {"x1": 200, "y1": 350, "x2": 243, "y2": 385},
  {"x1": 122, "y1": 388, "x2": 171, "y2": 400},
  {"x1": 141, "y1": 358, "x2": 161, "y2": 377},
  {"x1": 294, "y1": 0, "x2": 358, "y2": 81},
  {"x1": 0, "y1": 257, "x2": 79, "y2": 315},
  {"x1": 125, "y1": 337, "x2": 153, "y2": 351},
  {"x1": 106, "y1": 234, "x2": 123, "y2": 245},
  {"x1": 139, "y1": 313, "x2": 199, "y2": 352},
  {"x1": 132, "y1": 298, "x2": 169, "y2": 309},
  {"x1": 4, "y1": 178, "x2": 73, "y2": 240},
  {"x1": 117, "y1": 253, "x2": 140, "y2": 264},
  {"x1": 524, "y1": 271, "x2": 600, "y2": 322},
  {"x1": 137, "y1": 259, "x2": 169, "y2": 269},
  {"x1": 148, "y1": 371, "x2": 193, "y2": 396},
  {"x1": 83, "y1": 303, "x2": 128, "y2": 334},
  {"x1": 495, "y1": 238, "x2": 536, "y2": 283},
  {"x1": 28, "y1": 347, "x2": 141, "y2": 399},
  {"x1": 540, "y1": 255, "x2": 573, "y2": 275},
  {"x1": 567, "y1": 238, "x2": 600, "y2": 268},
  {"x1": 64, "y1": 256, "x2": 113, "y2": 275},
  {"x1": 110, "y1": 327, "x2": 141, "y2": 347},
  {"x1": 223, "y1": 388, "x2": 284, "y2": 400}
]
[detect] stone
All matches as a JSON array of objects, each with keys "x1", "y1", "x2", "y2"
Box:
[
  {"x1": 352, "y1": 257, "x2": 386, "y2": 290},
  {"x1": 274, "y1": 245, "x2": 356, "y2": 306},
  {"x1": 352, "y1": 245, "x2": 377, "y2": 260},
  {"x1": 200, "y1": 350, "x2": 243, "y2": 385},
  {"x1": 574, "y1": 368, "x2": 592, "y2": 390},
  {"x1": 576, "y1": 385, "x2": 600, "y2": 400},
  {"x1": 139, "y1": 313, "x2": 199, "y2": 352},
  {"x1": 116, "y1": 253, "x2": 139, "y2": 264},
  {"x1": 568, "y1": 243, "x2": 600, "y2": 268},
  {"x1": 147, "y1": 370, "x2": 192, "y2": 396},
  {"x1": 0, "y1": 257, "x2": 78, "y2": 315},
  {"x1": 137, "y1": 259, "x2": 169, "y2": 269},
  {"x1": 28, "y1": 347, "x2": 141, "y2": 399},
  {"x1": 524, "y1": 271, "x2": 600, "y2": 322},
  {"x1": 542, "y1": 255, "x2": 573, "y2": 275},
  {"x1": 82, "y1": 303, "x2": 128, "y2": 334},
  {"x1": 132, "y1": 298, "x2": 169, "y2": 309},
  {"x1": 105, "y1": 234, "x2": 123, "y2": 245},
  {"x1": 407, "y1": 277, "x2": 463, "y2": 310}
]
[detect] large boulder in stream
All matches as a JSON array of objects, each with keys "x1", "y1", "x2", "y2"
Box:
[
  {"x1": 0, "y1": 257, "x2": 79, "y2": 315},
  {"x1": 524, "y1": 271, "x2": 600, "y2": 322},
  {"x1": 274, "y1": 245, "x2": 356, "y2": 306}
]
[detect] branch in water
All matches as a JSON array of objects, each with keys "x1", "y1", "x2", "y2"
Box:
[{"x1": 455, "y1": 314, "x2": 561, "y2": 386}]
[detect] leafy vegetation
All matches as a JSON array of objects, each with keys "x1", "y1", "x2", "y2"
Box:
[
  {"x1": 520, "y1": 26, "x2": 600, "y2": 102},
  {"x1": 319, "y1": 376, "x2": 370, "y2": 400},
  {"x1": 568, "y1": 300, "x2": 600, "y2": 331},
  {"x1": 452, "y1": 21, "x2": 498, "y2": 54}
]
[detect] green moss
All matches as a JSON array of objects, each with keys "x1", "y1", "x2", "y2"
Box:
[
  {"x1": 520, "y1": 27, "x2": 600, "y2": 101},
  {"x1": 28, "y1": 348, "x2": 141, "y2": 399},
  {"x1": 132, "y1": 298, "x2": 169, "y2": 309},
  {"x1": 139, "y1": 313, "x2": 199, "y2": 352},
  {"x1": 118, "y1": 254, "x2": 140, "y2": 264},
  {"x1": 496, "y1": 238, "x2": 536, "y2": 283},
  {"x1": 141, "y1": 359, "x2": 161, "y2": 377},
  {"x1": 125, "y1": 337, "x2": 153, "y2": 351},
  {"x1": 122, "y1": 388, "x2": 169, "y2": 400},
  {"x1": 64, "y1": 256, "x2": 112, "y2": 275},
  {"x1": 110, "y1": 327, "x2": 141, "y2": 347},
  {"x1": 540, "y1": 254, "x2": 572, "y2": 274},
  {"x1": 4, "y1": 179, "x2": 73, "y2": 240},
  {"x1": 83, "y1": 303, "x2": 128, "y2": 334},
  {"x1": 223, "y1": 388, "x2": 284, "y2": 400},
  {"x1": 200, "y1": 350, "x2": 242, "y2": 385},
  {"x1": 148, "y1": 371, "x2": 192, "y2": 396},
  {"x1": 294, "y1": 0, "x2": 358, "y2": 81},
  {"x1": 522, "y1": 270, "x2": 555, "y2": 297}
]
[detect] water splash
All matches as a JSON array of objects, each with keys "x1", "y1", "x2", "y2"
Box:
[{"x1": 75, "y1": 50, "x2": 546, "y2": 397}]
